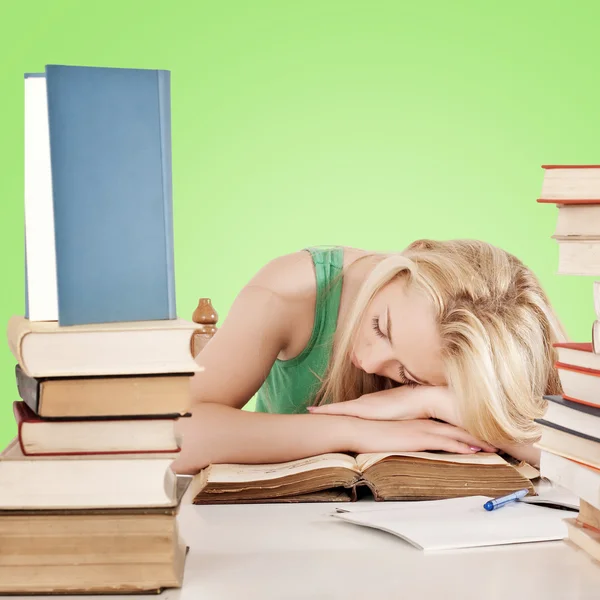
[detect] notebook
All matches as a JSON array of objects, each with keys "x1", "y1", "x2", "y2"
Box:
[{"x1": 332, "y1": 496, "x2": 568, "y2": 551}]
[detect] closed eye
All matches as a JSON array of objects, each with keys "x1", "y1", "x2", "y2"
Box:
[
  {"x1": 371, "y1": 316, "x2": 386, "y2": 339},
  {"x1": 397, "y1": 364, "x2": 419, "y2": 387}
]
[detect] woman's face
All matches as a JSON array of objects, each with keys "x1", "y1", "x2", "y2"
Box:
[{"x1": 351, "y1": 277, "x2": 447, "y2": 386}]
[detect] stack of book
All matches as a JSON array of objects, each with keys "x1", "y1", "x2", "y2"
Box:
[
  {"x1": 0, "y1": 63, "x2": 201, "y2": 593},
  {"x1": 1, "y1": 317, "x2": 200, "y2": 593},
  {"x1": 536, "y1": 164, "x2": 600, "y2": 562}
]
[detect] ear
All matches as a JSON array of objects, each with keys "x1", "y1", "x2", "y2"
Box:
[{"x1": 405, "y1": 239, "x2": 437, "y2": 252}]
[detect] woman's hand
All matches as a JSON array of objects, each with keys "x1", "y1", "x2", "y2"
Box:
[
  {"x1": 346, "y1": 418, "x2": 496, "y2": 455},
  {"x1": 308, "y1": 385, "x2": 463, "y2": 427}
]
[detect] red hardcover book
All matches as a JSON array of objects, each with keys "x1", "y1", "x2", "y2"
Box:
[
  {"x1": 538, "y1": 165, "x2": 600, "y2": 204},
  {"x1": 552, "y1": 343, "x2": 600, "y2": 408},
  {"x1": 554, "y1": 342, "x2": 600, "y2": 371},
  {"x1": 13, "y1": 401, "x2": 181, "y2": 456}
]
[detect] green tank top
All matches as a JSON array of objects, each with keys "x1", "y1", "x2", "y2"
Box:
[{"x1": 254, "y1": 246, "x2": 344, "y2": 414}]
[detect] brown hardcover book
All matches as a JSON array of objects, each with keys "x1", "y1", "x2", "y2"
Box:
[
  {"x1": 0, "y1": 473, "x2": 193, "y2": 594},
  {"x1": 15, "y1": 364, "x2": 192, "y2": 418},
  {"x1": 0, "y1": 516, "x2": 186, "y2": 594},
  {"x1": 188, "y1": 451, "x2": 535, "y2": 504}
]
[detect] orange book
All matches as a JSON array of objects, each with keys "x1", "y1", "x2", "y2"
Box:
[
  {"x1": 554, "y1": 342, "x2": 600, "y2": 373},
  {"x1": 538, "y1": 164, "x2": 600, "y2": 204},
  {"x1": 553, "y1": 362, "x2": 600, "y2": 409}
]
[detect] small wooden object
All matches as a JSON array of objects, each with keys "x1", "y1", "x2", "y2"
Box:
[{"x1": 191, "y1": 298, "x2": 219, "y2": 357}]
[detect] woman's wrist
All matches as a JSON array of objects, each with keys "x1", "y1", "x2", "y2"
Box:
[{"x1": 326, "y1": 414, "x2": 365, "y2": 454}]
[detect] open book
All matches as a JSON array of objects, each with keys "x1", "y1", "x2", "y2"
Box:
[{"x1": 188, "y1": 451, "x2": 536, "y2": 504}]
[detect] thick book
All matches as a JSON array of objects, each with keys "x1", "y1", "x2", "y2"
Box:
[
  {"x1": 332, "y1": 496, "x2": 567, "y2": 551},
  {"x1": 547, "y1": 203, "x2": 600, "y2": 237},
  {"x1": 539, "y1": 451, "x2": 600, "y2": 511},
  {"x1": 0, "y1": 530, "x2": 187, "y2": 595},
  {"x1": 6, "y1": 315, "x2": 201, "y2": 377},
  {"x1": 554, "y1": 362, "x2": 600, "y2": 408},
  {"x1": 0, "y1": 477, "x2": 191, "y2": 594},
  {"x1": 536, "y1": 420, "x2": 600, "y2": 470},
  {"x1": 554, "y1": 342, "x2": 600, "y2": 371},
  {"x1": 0, "y1": 439, "x2": 179, "y2": 510},
  {"x1": 13, "y1": 401, "x2": 182, "y2": 456},
  {"x1": 537, "y1": 165, "x2": 600, "y2": 203},
  {"x1": 550, "y1": 236, "x2": 600, "y2": 276},
  {"x1": 15, "y1": 364, "x2": 192, "y2": 419},
  {"x1": 187, "y1": 451, "x2": 535, "y2": 504},
  {"x1": 37, "y1": 64, "x2": 176, "y2": 326},
  {"x1": 541, "y1": 395, "x2": 600, "y2": 440},
  {"x1": 23, "y1": 72, "x2": 58, "y2": 322}
]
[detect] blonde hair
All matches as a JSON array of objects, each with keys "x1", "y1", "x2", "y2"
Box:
[{"x1": 314, "y1": 239, "x2": 568, "y2": 446}]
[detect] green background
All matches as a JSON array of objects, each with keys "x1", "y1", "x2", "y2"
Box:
[{"x1": 0, "y1": 0, "x2": 598, "y2": 448}]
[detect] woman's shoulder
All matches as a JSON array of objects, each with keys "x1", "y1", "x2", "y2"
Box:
[
  {"x1": 249, "y1": 247, "x2": 370, "y2": 299},
  {"x1": 249, "y1": 250, "x2": 319, "y2": 301}
]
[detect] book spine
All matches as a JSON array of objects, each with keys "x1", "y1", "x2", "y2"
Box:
[
  {"x1": 14, "y1": 365, "x2": 41, "y2": 414},
  {"x1": 6, "y1": 317, "x2": 29, "y2": 374},
  {"x1": 12, "y1": 401, "x2": 28, "y2": 456},
  {"x1": 157, "y1": 69, "x2": 176, "y2": 319}
]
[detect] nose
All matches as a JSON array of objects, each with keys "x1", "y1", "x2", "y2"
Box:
[{"x1": 357, "y1": 349, "x2": 389, "y2": 376}]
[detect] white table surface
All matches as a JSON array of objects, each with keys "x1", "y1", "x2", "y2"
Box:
[{"x1": 9, "y1": 500, "x2": 600, "y2": 599}]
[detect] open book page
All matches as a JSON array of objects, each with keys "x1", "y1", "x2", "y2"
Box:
[
  {"x1": 332, "y1": 496, "x2": 567, "y2": 551},
  {"x1": 355, "y1": 451, "x2": 507, "y2": 472},
  {"x1": 204, "y1": 453, "x2": 359, "y2": 484}
]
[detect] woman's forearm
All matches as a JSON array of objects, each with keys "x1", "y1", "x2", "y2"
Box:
[{"x1": 171, "y1": 403, "x2": 357, "y2": 474}]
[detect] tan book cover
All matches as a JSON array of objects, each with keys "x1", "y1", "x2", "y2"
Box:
[{"x1": 6, "y1": 315, "x2": 202, "y2": 377}]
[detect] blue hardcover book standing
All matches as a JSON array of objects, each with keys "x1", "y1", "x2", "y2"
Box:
[{"x1": 44, "y1": 64, "x2": 176, "y2": 326}]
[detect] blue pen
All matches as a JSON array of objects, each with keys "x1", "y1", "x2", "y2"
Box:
[{"x1": 483, "y1": 488, "x2": 529, "y2": 511}]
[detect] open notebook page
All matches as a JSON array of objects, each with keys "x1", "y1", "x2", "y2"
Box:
[{"x1": 332, "y1": 496, "x2": 567, "y2": 551}]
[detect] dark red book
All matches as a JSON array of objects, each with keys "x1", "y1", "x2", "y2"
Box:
[{"x1": 13, "y1": 401, "x2": 181, "y2": 456}]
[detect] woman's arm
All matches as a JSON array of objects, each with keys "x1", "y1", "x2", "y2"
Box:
[
  {"x1": 309, "y1": 385, "x2": 541, "y2": 466},
  {"x1": 172, "y1": 404, "x2": 494, "y2": 473}
]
